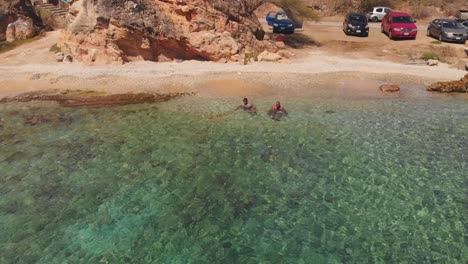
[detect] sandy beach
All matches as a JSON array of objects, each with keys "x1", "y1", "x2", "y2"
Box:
[{"x1": 0, "y1": 31, "x2": 466, "y2": 100}]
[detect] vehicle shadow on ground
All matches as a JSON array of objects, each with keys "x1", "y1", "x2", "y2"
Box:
[{"x1": 282, "y1": 33, "x2": 322, "y2": 49}]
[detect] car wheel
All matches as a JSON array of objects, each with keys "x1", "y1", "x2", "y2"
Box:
[
  {"x1": 389, "y1": 30, "x2": 393, "y2": 40},
  {"x1": 371, "y1": 16, "x2": 378, "y2": 22},
  {"x1": 438, "y1": 33, "x2": 443, "y2": 42},
  {"x1": 426, "y1": 29, "x2": 431, "y2": 37}
]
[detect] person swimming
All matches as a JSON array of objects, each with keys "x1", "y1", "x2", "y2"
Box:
[
  {"x1": 269, "y1": 101, "x2": 287, "y2": 120},
  {"x1": 239, "y1": 98, "x2": 257, "y2": 113}
]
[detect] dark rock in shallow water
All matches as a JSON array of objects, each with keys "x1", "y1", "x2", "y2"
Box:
[
  {"x1": 23, "y1": 113, "x2": 65, "y2": 125},
  {"x1": 0, "y1": 90, "x2": 195, "y2": 107}
]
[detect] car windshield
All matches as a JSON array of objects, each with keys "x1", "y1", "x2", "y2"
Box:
[
  {"x1": 350, "y1": 15, "x2": 366, "y2": 23},
  {"x1": 442, "y1": 22, "x2": 462, "y2": 29},
  {"x1": 393, "y1": 16, "x2": 413, "y2": 23},
  {"x1": 276, "y1": 14, "x2": 289, "y2": 20}
]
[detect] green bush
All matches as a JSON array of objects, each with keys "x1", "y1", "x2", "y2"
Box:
[
  {"x1": 420, "y1": 52, "x2": 440, "y2": 61},
  {"x1": 49, "y1": 43, "x2": 61, "y2": 53}
]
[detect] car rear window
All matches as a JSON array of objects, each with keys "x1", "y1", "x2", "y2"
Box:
[{"x1": 392, "y1": 16, "x2": 414, "y2": 23}]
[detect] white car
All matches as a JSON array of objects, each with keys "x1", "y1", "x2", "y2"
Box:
[{"x1": 367, "y1": 7, "x2": 392, "y2": 22}]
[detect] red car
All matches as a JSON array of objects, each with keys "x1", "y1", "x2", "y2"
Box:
[{"x1": 381, "y1": 12, "x2": 418, "y2": 40}]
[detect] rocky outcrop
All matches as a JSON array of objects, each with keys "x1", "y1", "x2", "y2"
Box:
[
  {"x1": 380, "y1": 84, "x2": 400, "y2": 93},
  {"x1": 427, "y1": 74, "x2": 468, "y2": 93},
  {"x1": 0, "y1": 0, "x2": 42, "y2": 41},
  {"x1": 58, "y1": 0, "x2": 279, "y2": 64},
  {"x1": 6, "y1": 15, "x2": 36, "y2": 42},
  {"x1": 0, "y1": 13, "x2": 16, "y2": 41}
]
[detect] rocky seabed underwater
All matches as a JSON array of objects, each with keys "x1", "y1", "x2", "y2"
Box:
[{"x1": 0, "y1": 94, "x2": 467, "y2": 263}]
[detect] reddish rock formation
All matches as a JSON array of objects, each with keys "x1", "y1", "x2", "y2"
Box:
[
  {"x1": 427, "y1": 74, "x2": 468, "y2": 93},
  {"x1": 58, "y1": 0, "x2": 279, "y2": 64},
  {"x1": 6, "y1": 15, "x2": 36, "y2": 42},
  {"x1": 0, "y1": 0, "x2": 42, "y2": 41}
]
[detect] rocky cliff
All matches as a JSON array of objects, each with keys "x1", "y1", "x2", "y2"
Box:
[{"x1": 58, "y1": 0, "x2": 279, "y2": 64}]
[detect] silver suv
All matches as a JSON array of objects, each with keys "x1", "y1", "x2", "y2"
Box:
[{"x1": 367, "y1": 7, "x2": 392, "y2": 22}]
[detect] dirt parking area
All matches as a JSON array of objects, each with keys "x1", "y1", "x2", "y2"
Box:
[{"x1": 263, "y1": 19, "x2": 468, "y2": 68}]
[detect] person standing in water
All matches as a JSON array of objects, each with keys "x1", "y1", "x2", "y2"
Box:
[
  {"x1": 237, "y1": 97, "x2": 257, "y2": 113},
  {"x1": 269, "y1": 101, "x2": 287, "y2": 120}
]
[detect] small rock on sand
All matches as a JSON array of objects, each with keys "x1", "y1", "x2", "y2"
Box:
[
  {"x1": 257, "y1": 51, "x2": 282, "y2": 62},
  {"x1": 427, "y1": 59, "x2": 439, "y2": 66},
  {"x1": 380, "y1": 84, "x2": 400, "y2": 93},
  {"x1": 55, "y1": 52, "x2": 65, "y2": 62},
  {"x1": 63, "y1": 55, "x2": 73, "y2": 63}
]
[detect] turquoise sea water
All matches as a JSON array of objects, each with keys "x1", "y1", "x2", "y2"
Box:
[{"x1": 0, "y1": 91, "x2": 467, "y2": 263}]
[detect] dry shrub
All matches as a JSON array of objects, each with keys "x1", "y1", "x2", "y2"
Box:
[
  {"x1": 412, "y1": 6, "x2": 432, "y2": 19},
  {"x1": 444, "y1": 7, "x2": 459, "y2": 18},
  {"x1": 438, "y1": 46, "x2": 456, "y2": 58},
  {"x1": 360, "y1": 0, "x2": 395, "y2": 11}
]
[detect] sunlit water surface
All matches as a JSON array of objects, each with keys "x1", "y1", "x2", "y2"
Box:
[{"x1": 0, "y1": 90, "x2": 467, "y2": 263}]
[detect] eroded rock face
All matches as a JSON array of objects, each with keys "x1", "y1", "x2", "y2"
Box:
[
  {"x1": 427, "y1": 74, "x2": 468, "y2": 93},
  {"x1": 0, "y1": 0, "x2": 41, "y2": 41},
  {"x1": 6, "y1": 15, "x2": 36, "y2": 42},
  {"x1": 59, "y1": 0, "x2": 274, "y2": 64}
]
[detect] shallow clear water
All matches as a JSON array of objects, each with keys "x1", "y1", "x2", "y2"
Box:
[{"x1": 0, "y1": 92, "x2": 467, "y2": 263}]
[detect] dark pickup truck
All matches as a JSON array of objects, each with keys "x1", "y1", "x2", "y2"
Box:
[{"x1": 266, "y1": 11, "x2": 301, "y2": 34}]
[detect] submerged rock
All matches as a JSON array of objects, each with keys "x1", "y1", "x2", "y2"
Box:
[
  {"x1": 427, "y1": 73, "x2": 468, "y2": 93},
  {"x1": 0, "y1": 90, "x2": 195, "y2": 107},
  {"x1": 23, "y1": 113, "x2": 65, "y2": 125},
  {"x1": 379, "y1": 84, "x2": 400, "y2": 93}
]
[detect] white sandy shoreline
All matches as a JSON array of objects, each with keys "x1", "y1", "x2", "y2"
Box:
[{"x1": 0, "y1": 52, "x2": 465, "y2": 80}]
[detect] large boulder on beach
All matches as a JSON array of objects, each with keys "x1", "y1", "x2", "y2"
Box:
[
  {"x1": 58, "y1": 0, "x2": 274, "y2": 64},
  {"x1": 6, "y1": 16, "x2": 36, "y2": 42},
  {"x1": 427, "y1": 73, "x2": 468, "y2": 93}
]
